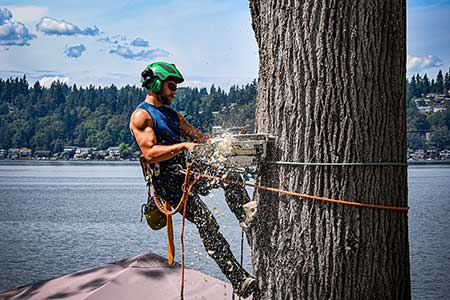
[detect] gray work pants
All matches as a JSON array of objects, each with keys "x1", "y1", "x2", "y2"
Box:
[{"x1": 151, "y1": 171, "x2": 251, "y2": 290}]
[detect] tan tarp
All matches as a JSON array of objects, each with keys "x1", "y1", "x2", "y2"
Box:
[{"x1": 0, "y1": 252, "x2": 236, "y2": 300}]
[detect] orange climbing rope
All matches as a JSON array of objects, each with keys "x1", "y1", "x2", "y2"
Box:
[
  {"x1": 182, "y1": 171, "x2": 409, "y2": 212},
  {"x1": 180, "y1": 172, "x2": 200, "y2": 300},
  {"x1": 150, "y1": 162, "x2": 199, "y2": 300},
  {"x1": 149, "y1": 163, "x2": 195, "y2": 265}
]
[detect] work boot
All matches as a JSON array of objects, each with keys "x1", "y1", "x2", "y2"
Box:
[{"x1": 235, "y1": 276, "x2": 256, "y2": 299}]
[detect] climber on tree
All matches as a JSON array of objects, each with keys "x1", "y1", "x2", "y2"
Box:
[{"x1": 129, "y1": 61, "x2": 256, "y2": 298}]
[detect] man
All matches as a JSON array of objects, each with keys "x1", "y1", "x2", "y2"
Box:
[{"x1": 129, "y1": 61, "x2": 255, "y2": 298}]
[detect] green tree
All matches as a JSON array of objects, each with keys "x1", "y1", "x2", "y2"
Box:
[
  {"x1": 119, "y1": 143, "x2": 130, "y2": 158},
  {"x1": 422, "y1": 74, "x2": 431, "y2": 95},
  {"x1": 0, "y1": 103, "x2": 9, "y2": 115},
  {"x1": 408, "y1": 133, "x2": 426, "y2": 149},
  {"x1": 444, "y1": 69, "x2": 450, "y2": 93},
  {"x1": 414, "y1": 113, "x2": 431, "y2": 131},
  {"x1": 408, "y1": 75, "x2": 419, "y2": 98},
  {"x1": 430, "y1": 126, "x2": 450, "y2": 150},
  {"x1": 436, "y1": 70, "x2": 444, "y2": 93}
]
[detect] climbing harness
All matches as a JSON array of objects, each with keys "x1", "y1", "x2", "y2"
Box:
[
  {"x1": 140, "y1": 156, "x2": 199, "y2": 299},
  {"x1": 139, "y1": 156, "x2": 167, "y2": 230}
]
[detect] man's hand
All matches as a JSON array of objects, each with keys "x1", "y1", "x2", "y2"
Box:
[{"x1": 183, "y1": 142, "x2": 196, "y2": 151}]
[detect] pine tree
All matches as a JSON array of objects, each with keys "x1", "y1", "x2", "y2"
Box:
[
  {"x1": 416, "y1": 74, "x2": 423, "y2": 97},
  {"x1": 436, "y1": 70, "x2": 444, "y2": 94},
  {"x1": 444, "y1": 69, "x2": 450, "y2": 94},
  {"x1": 431, "y1": 79, "x2": 437, "y2": 93},
  {"x1": 422, "y1": 74, "x2": 431, "y2": 95}
]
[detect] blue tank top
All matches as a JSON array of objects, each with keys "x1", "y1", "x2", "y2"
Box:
[{"x1": 134, "y1": 101, "x2": 185, "y2": 167}]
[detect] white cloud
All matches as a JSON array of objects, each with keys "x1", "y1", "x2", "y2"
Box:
[
  {"x1": 97, "y1": 34, "x2": 126, "y2": 45},
  {"x1": 0, "y1": 8, "x2": 36, "y2": 46},
  {"x1": 81, "y1": 26, "x2": 100, "y2": 36},
  {"x1": 39, "y1": 76, "x2": 70, "y2": 87},
  {"x1": 407, "y1": 54, "x2": 443, "y2": 74},
  {"x1": 0, "y1": 8, "x2": 13, "y2": 25},
  {"x1": 130, "y1": 37, "x2": 149, "y2": 47},
  {"x1": 36, "y1": 17, "x2": 100, "y2": 36},
  {"x1": 64, "y1": 44, "x2": 86, "y2": 58},
  {"x1": 183, "y1": 76, "x2": 254, "y2": 91},
  {"x1": 98, "y1": 35, "x2": 150, "y2": 48},
  {"x1": 109, "y1": 45, "x2": 170, "y2": 60},
  {"x1": 36, "y1": 17, "x2": 79, "y2": 35}
]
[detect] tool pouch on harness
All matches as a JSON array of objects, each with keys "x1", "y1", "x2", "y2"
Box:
[{"x1": 139, "y1": 156, "x2": 167, "y2": 230}]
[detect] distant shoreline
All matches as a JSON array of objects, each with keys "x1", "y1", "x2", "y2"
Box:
[
  {"x1": 0, "y1": 159, "x2": 139, "y2": 166},
  {"x1": 1, "y1": 159, "x2": 449, "y2": 167},
  {"x1": 408, "y1": 160, "x2": 450, "y2": 166}
]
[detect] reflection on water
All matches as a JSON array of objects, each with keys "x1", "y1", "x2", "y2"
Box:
[{"x1": 0, "y1": 162, "x2": 449, "y2": 299}]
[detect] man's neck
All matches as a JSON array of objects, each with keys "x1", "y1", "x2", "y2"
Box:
[{"x1": 145, "y1": 94, "x2": 164, "y2": 107}]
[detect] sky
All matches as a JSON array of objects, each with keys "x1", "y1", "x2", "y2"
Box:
[{"x1": 0, "y1": 0, "x2": 449, "y2": 90}]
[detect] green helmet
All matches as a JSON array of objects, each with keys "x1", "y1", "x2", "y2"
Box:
[{"x1": 141, "y1": 61, "x2": 184, "y2": 93}]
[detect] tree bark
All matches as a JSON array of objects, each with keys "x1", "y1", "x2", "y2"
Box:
[{"x1": 248, "y1": 0, "x2": 410, "y2": 299}]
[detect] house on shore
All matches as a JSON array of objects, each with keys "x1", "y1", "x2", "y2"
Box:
[
  {"x1": 412, "y1": 149, "x2": 425, "y2": 160},
  {"x1": 19, "y1": 148, "x2": 32, "y2": 159},
  {"x1": 106, "y1": 146, "x2": 120, "y2": 160},
  {"x1": 74, "y1": 147, "x2": 96, "y2": 160},
  {"x1": 34, "y1": 150, "x2": 51, "y2": 159},
  {"x1": 0, "y1": 149, "x2": 6, "y2": 159},
  {"x1": 440, "y1": 149, "x2": 450, "y2": 160},
  {"x1": 8, "y1": 148, "x2": 19, "y2": 159}
]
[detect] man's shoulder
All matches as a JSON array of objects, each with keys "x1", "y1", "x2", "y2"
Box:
[
  {"x1": 131, "y1": 108, "x2": 152, "y2": 129},
  {"x1": 132, "y1": 108, "x2": 150, "y2": 118}
]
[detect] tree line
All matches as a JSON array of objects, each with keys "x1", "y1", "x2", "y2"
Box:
[
  {"x1": 0, "y1": 76, "x2": 256, "y2": 153},
  {"x1": 406, "y1": 69, "x2": 450, "y2": 150},
  {"x1": 0, "y1": 70, "x2": 449, "y2": 154},
  {"x1": 407, "y1": 69, "x2": 450, "y2": 102}
]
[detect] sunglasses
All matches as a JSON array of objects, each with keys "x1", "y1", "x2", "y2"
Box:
[{"x1": 167, "y1": 82, "x2": 177, "y2": 91}]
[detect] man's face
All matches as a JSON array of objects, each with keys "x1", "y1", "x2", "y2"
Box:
[{"x1": 160, "y1": 80, "x2": 177, "y2": 105}]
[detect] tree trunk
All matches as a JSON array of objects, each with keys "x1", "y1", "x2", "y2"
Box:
[{"x1": 248, "y1": 0, "x2": 410, "y2": 299}]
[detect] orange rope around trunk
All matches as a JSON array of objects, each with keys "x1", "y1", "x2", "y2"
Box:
[{"x1": 192, "y1": 172, "x2": 409, "y2": 212}]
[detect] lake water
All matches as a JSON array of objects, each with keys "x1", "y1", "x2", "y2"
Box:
[{"x1": 0, "y1": 161, "x2": 449, "y2": 299}]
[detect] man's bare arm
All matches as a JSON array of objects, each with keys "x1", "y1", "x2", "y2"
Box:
[
  {"x1": 130, "y1": 110, "x2": 194, "y2": 163},
  {"x1": 178, "y1": 113, "x2": 210, "y2": 143}
]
